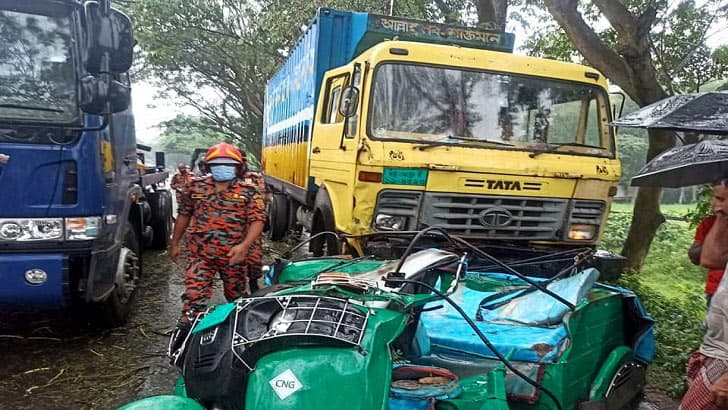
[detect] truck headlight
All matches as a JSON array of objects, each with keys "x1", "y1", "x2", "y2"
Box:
[
  {"x1": 374, "y1": 214, "x2": 407, "y2": 231},
  {"x1": 65, "y1": 217, "x2": 101, "y2": 240},
  {"x1": 0, "y1": 219, "x2": 64, "y2": 241},
  {"x1": 0, "y1": 221, "x2": 23, "y2": 240},
  {"x1": 568, "y1": 224, "x2": 597, "y2": 240}
]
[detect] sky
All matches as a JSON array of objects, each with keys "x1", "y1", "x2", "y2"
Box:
[
  {"x1": 131, "y1": 4, "x2": 728, "y2": 144},
  {"x1": 131, "y1": 82, "x2": 194, "y2": 145}
]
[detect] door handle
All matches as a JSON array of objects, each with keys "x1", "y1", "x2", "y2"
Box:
[{"x1": 312, "y1": 147, "x2": 321, "y2": 154}]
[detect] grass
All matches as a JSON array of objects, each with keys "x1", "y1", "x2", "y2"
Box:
[
  {"x1": 610, "y1": 202, "x2": 697, "y2": 218},
  {"x1": 601, "y1": 204, "x2": 707, "y2": 396}
]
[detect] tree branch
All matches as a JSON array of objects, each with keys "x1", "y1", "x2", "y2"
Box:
[{"x1": 542, "y1": 0, "x2": 635, "y2": 95}]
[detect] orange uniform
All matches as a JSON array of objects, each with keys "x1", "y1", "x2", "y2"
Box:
[{"x1": 177, "y1": 175, "x2": 266, "y2": 312}]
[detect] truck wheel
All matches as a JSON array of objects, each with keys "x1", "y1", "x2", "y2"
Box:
[
  {"x1": 268, "y1": 193, "x2": 289, "y2": 241},
  {"x1": 149, "y1": 190, "x2": 173, "y2": 249},
  {"x1": 102, "y1": 225, "x2": 141, "y2": 327},
  {"x1": 309, "y1": 210, "x2": 339, "y2": 256}
]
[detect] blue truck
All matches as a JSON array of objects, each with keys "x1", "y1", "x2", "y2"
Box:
[{"x1": 0, "y1": 0, "x2": 173, "y2": 326}]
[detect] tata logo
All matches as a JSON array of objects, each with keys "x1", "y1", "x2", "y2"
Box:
[
  {"x1": 486, "y1": 180, "x2": 521, "y2": 190},
  {"x1": 0, "y1": 153, "x2": 9, "y2": 164},
  {"x1": 479, "y1": 207, "x2": 513, "y2": 228},
  {"x1": 485, "y1": 180, "x2": 542, "y2": 191}
]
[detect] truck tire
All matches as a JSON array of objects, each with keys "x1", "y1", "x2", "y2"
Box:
[
  {"x1": 309, "y1": 191, "x2": 339, "y2": 256},
  {"x1": 149, "y1": 190, "x2": 173, "y2": 249},
  {"x1": 268, "y1": 193, "x2": 289, "y2": 241},
  {"x1": 101, "y1": 225, "x2": 141, "y2": 327}
]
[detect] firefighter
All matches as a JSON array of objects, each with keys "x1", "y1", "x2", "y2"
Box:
[
  {"x1": 170, "y1": 162, "x2": 192, "y2": 204},
  {"x1": 238, "y1": 150, "x2": 267, "y2": 293},
  {"x1": 168, "y1": 142, "x2": 265, "y2": 326}
]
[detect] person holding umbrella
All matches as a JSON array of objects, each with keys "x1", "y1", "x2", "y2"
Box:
[
  {"x1": 613, "y1": 93, "x2": 728, "y2": 409},
  {"x1": 682, "y1": 178, "x2": 728, "y2": 409},
  {"x1": 689, "y1": 179, "x2": 728, "y2": 306}
]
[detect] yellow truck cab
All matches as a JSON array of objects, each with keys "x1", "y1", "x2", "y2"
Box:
[{"x1": 262, "y1": 9, "x2": 620, "y2": 260}]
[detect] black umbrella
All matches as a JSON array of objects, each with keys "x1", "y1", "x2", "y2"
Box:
[
  {"x1": 631, "y1": 139, "x2": 728, "y2": 187},
  {"x1": 612, "y1": 92, "x2": 728, "y2": 135}
]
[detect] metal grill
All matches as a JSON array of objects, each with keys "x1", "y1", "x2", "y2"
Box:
[
  {"x1": 420, "y1": 193, "x2": 568, "y2": 239},
  {"x1": 569, "y1": 200, "x2": 605, "y2": 225},
  {"x1": 374, "y1": 190, "x2": 422, "y2": 230},
  {"x1": 231, "y1": 296, "x2": 369, "y2": 369}
]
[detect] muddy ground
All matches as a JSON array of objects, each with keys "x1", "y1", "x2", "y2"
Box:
[
  {"x1": 0, "y1": 246, "x2": 680, "y2": 409},
  {"x1": 0, "y1": 248, "x2": 189, "y2": 409}
]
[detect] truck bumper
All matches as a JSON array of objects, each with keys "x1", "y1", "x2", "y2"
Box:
[{"x1": 0, "y1": 254, "x2": 69, "y2": 308}]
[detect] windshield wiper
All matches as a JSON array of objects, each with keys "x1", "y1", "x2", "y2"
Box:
[
  {"x1": 0, "y1": 103, "x2": 64, "y2": 113},
  {"x1": 529, "y1": 142, "x2": 606, "y2": 158},
  {"x1": 445, "y1": 135, "x2": 515, "y2": 147},
  {"x1": 415, "y1": 135, "x2": 515, "y2": 151},
  {"x1": 416, "y1": 142, "x2": 451, "y2": 151}
]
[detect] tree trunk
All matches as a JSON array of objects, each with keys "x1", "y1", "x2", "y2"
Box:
[
  {"x1": 475, "y1": 0, "x2": 508, "y2": 30},
  {"x1": 541, "y1": 0, "x2": 675, "y2": 272},
  {"x1": 622, "y1": 187, "x2": 665, "y2": 271},
  {"x1": 620, "y1": 129, "x2": 674, "y2": 270}
]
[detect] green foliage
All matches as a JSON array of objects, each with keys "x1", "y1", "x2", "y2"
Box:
[
  {"x1": 617, "y1": 273, "x2": 704, "y2": 396},
  {"x1": 616, "y1": 133, "x2": 648, "y2": 184},
  {"x1": 519, "y1": 0, "x2": 728, "y2": 94},
  {"x1": 686, "y1": 185, "x2": 714, "y2": 227},
  {"x1": 603, "y1": 210, "x2": 707, "y2": 396},
  {"x1": 128, "y1": 0, "x2": 465, "y2": 160},
  {"x1": 156, "y1": 115, "x2": 233, "y2": 156}
]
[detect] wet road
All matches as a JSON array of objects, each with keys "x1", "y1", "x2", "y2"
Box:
[
  {"x1": 0, "y1": 249, "x2": 193, "y2": 409},
  {"x1": 0, "y1": 245, "x2": 679, "y2": 409}
]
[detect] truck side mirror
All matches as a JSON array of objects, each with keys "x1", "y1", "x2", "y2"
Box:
[
  {"x1": 339, "y1": 86, "x2": 360, "y2": 118},
  {"x1": 155, "y1": 152, "x2": 166, "y2": 171},
  {"x1": 108, "y1": 79, "x2": 131, "y2": 113},
  {"x1": 84, "y1": 1, "x2": 134, "y2": 74},
  {"x1": 80, "y1": 75, "x2": 131, "y2": 114},
  {"x1": 609, "y1": 91, "x2": 626, "y2": 119}
]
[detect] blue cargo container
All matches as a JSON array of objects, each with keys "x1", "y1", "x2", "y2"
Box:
[{"x1": 263, "y1": 8, "x2": 515, "y2": 149}]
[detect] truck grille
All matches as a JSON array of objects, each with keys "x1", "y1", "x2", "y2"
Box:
[
  {"x1": 569, "y1": 200, "x2": 606, "y2": 225},
  {"x1": 420, "y1": 193, "x2": 569, "y2": 240},
  {"x1": 374, "y1": 190, "x2": 422, "y2": 230}
]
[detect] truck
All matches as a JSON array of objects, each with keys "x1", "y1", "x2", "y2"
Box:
[
  {"x1": 262, "y1": 9, "x2": 622, "y2": 267},
  {"x1": 0, "y1": 0, "x2": 173, "y2": 326}
]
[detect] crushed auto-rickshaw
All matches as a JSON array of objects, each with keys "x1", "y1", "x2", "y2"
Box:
[{"x1": 120, "y1": 230, "x2": 654, "y2": 410}]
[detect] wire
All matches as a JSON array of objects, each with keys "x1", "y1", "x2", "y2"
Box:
[
  {"x1": 448, "y1": 235, "x2": 576, "y2": 310},
  {"x1": 388, "y1": 277, "x2": 563, "y2": 410},
  {"x1": 470, "y1": 247, "x2": 592, "y2": 271},
  {"x1": 388, "y1": 228, "x2": 576, "y2": 311},
  {"x1": 284, "y1": 231, "x2": 341, "y2": 258},
  {"x1": 393, "y1": 227, "x2": 459, "y2": 274}
]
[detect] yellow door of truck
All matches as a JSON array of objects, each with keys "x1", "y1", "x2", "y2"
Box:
[{"x1": 309, "y1": 67, "x2": 360, "y2": 232}]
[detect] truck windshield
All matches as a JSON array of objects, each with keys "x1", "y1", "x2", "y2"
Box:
[
  {"x1": 0, "y1": 8, "x2": 78, "y2": 124},
  {"x1": 370, "y1": 63, "x2": 614, "y2": 156}
]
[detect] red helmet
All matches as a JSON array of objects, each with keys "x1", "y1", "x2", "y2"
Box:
[{"x1": 204, "y1": 142, "x2": 244, "y2": 165}]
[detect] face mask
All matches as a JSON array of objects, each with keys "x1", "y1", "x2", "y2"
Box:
[{"x1": 210, "y1": 165, "x2": 237, "y2": 181}]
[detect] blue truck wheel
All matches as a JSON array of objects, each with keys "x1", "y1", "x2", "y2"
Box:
[{"x1": 101, "y1": 225, "x2": 140, "y2": 326}]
